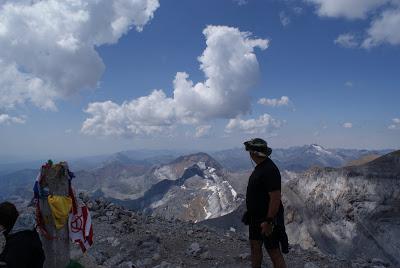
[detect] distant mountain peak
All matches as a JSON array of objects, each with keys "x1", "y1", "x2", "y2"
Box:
[
  {"x1": 104, "y1": 152, "x2": 133, "y2": 165},
  {"x1": 170, "y1": 152, "x2": 222, "y2": 171}
]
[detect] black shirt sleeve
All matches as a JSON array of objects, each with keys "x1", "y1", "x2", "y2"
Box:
[{"x1": 267, "y1": 166, "x2": 281, "y2": 192}]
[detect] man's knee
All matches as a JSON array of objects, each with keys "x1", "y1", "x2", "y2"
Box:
[{"x1": 250, "y1": 240, "x2": 262, "y2": 250}]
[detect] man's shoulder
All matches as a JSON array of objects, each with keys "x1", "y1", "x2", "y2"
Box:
[{"x1": 259, "y1": 158, "x2": 278, "y2": 170}]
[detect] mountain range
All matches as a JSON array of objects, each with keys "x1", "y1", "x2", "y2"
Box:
[
  {"x1": 0, "y1": 145, "x2": 399, "y2": 265},
  {"x1": 211, "y1": 144, "x2": 392, "y2": 172}
]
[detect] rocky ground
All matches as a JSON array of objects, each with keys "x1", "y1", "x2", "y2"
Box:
[
  {"x1": 0, "y1": 194, "x2": 392, "y2": 268},
  {"x1": 68, "y1": 195, "x2": 390, "y2": 268}
]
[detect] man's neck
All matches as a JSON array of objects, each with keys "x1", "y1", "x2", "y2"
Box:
[{"x1": 254, "y1": 157, "x2": 267, "y2": 165}]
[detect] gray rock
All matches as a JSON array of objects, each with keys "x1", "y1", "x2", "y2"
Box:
[
  {"x1": 186, "y1": 242, "x2": 204, "y2": 257},
  {"x1": 304, "y1": 262, "x2": 319, "y2": 268},
  {"x1": 153, "y1": 261, "x2": 173, "y2": 268},
  {"x1": 103, "y1": 253, "x2": 125, "y2": 267},
  {"x1": 90, "y1": 250, "x2": 108, "y2": 264},
  {"x1": 152, "y1": 253, "x2": 161, "y2": 261},
  {"x1": 370, "y1": 258, "x2": 389, "y2": 267},
  {"x1": 136, "y1": 258, "x2": 152, "y2": 268},
  {"x1": 119, "y1": 261, "x2": 134, "y2": 268},
  {"x1": 238, "y1": 253, "x2": 250, "y2": 260}
]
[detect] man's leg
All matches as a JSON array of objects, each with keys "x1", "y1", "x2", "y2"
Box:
[
  {"x1": 250, "y1": 240, "x2": 263, "y2": 268},
  {"x1": 266, "y1": 248, "x2": 287, "y2": 268}
]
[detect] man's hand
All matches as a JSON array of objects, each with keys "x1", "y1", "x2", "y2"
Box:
[{"x1": 260, "y1": 221, "x2": 273, "y2": 236}]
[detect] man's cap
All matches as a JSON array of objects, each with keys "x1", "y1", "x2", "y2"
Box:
[{"x1": 243, "y1": 138, "x2": 272, "y2": 157}]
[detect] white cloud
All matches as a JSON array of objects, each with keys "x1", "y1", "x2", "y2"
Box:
[
  {"x1": 82, "y1": 25, "x2": 269, "y2": 136},
  {"x1": 334, "y1": 33, "x2": 359, "y2": 48},
  {"x1": 258, "y1": 96, "x2": 290, "y2": 107},
  {"x1": 293, "y1": 7, "x2": 304, "y2": 15},
  {"x1": 0, "y1": 60, "x2": 58, "y2": 110},
  {"x1": 345, "y1": 81, "x2": 354, "y2": 87},
  {"x1": 280, "y1": 11, "x2": 291, "y2": 26},
  {"x1": 388, "y1": 118, "x2": 400, "y2": 129},
  {"x1": 362, "y1": 8, "x2": 400, "y2": 48},
  {"x1": 306, "y1": 0, "x2": 389, "y2": 19},
  {"x1": 0, "y1": 0, "x2": 159, "y2": 111},
  {"x1": 225, "y1": 114, "x2": 282, "y2": 134},
  {"x1": 343, "y1": 122, "x2": 353, "y2": 128},
  {"x1": 307, "y1": 0, "x2": 400, "y2": 48},
  {"x1": 0, "y1": 113, "x2": 25, "y2": 125},
  {"x1": 81, "y1": 91, "x2": 176, "y2": 136},
  {"x1": 234, "y1": 0, "x2": 248, "y2": 6},
  {"x1": 195, "y1": 125, "x2": 212, "y2": 138}
]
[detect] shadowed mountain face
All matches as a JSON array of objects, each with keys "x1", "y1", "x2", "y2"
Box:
[{"x1": 283, "y1": 150, "x2": 400, "y2": 266}]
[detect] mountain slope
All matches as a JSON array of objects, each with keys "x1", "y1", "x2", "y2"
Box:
[
  {"x1": 106, "y1": 153, "x2": 243, "y2": 222},
  {"x1": 284, "y1": 150, "x2": 400, "y2": 265}
]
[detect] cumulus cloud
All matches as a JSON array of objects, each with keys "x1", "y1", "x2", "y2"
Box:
[
  {"x1": 293, "y1": 7, "x2": 304, "y2": 15},
  {"x1": 342, "y1": 122, "x2": 353, "y2": 128},
  {"x1": 0, "y1": 113, "x2": 25, "y2": 125},
  {"x1": 195, "y1": 125, "x2": 212, "y2": 138},
  {"x1": 258, "y1": 96, "x2": 290, "y2": 107},
  {"x1": 388, "y1": 118, "x2": 400, "y2": 129},
  {"x1": 307, "y1": 0, "x2": 400, "y2": 48},
  {"x1": 233, "y1": 0, "x2": 248, "y2": 6},
  {"x1": 82, "y1": 25, "x2": 269, "y2": 136},
  {"x1": 81, "y1": 90, "x2": 176, "y2": 136},
  {"x1": 345, "y1": 81, "x2": 354, "y2": 87},
  {"x1": 280, "y1": 11, "x2": 291, "y2": 26},
  {"x1": 0, "y1": 0, "x2": 159, "y2": 111},
  {"x1": 306, "y1": 0, "x2": 389, "y2": 19},
  {"x1": 362, "y1": 8, "x2": 400, "y2": 48},
  {"x1": 225, "y1": 114, "x2": 282, "y2": 134},
  {"x1": 334, "y1": 33, "x2": 359, "y2": 48}
]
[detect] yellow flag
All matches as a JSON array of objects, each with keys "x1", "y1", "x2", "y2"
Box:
[{"x1": 48, "y1": 195, "x2": 72, "y2": 229}]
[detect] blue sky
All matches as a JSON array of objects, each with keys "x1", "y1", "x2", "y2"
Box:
[{"x1": 0, "y1": 0, "x2": 399, "y2": 159}]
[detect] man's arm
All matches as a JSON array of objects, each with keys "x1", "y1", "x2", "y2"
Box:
[
  {"x1": 261, "y1": 191, "x2": 281, "y2": 236},
  {"x1": 267, "y1": 190, "x2": 281, "y2": 219}
]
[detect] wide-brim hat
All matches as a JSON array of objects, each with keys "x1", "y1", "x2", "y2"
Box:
[{"x1": 243, "y1": 138, "x2": 272, "y2": 157}]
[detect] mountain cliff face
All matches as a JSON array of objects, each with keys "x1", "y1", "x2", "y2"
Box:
[
  {"x1": 110, "y1": 153, "x2": 243, "y2": 222},
  {"x1": 284, "y1": 150, "x2": 400, "y2": 266},
  {"x1": 72, "y1": 153, "x2": 241, "y2": 223}
]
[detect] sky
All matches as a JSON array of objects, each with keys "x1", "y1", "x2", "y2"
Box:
[{"x1": 0, "y1": 0, "x2": 399, "y2": 159}]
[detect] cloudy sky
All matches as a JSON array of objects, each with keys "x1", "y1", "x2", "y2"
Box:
[{"x1": 0, "y1": 0, "x2": 399, "y2": 159}]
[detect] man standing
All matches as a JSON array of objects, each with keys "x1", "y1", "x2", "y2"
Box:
[{"x1": 243, "y1": 138, "x2": 288, "y2": 268}]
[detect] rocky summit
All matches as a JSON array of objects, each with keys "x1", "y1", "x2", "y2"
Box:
[
  {"x1": 69, "y1": 193, "x2": 374, "y2": 268},
  {"x1": 1, "y1": 149, "x2": 399, "y2": 267}
]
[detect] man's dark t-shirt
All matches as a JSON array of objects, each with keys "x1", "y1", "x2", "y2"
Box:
[{"x1": 246, "y1": 157, "x2": 284, "y2": 223}]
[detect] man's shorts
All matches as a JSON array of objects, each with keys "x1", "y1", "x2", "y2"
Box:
[{"x1": 249, "y1": 223, "x2": 280, "y2": 250}]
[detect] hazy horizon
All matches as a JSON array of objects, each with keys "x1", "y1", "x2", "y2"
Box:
[{"x1": 0, "y1": 143, "x2": 397, "y2": 165}]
